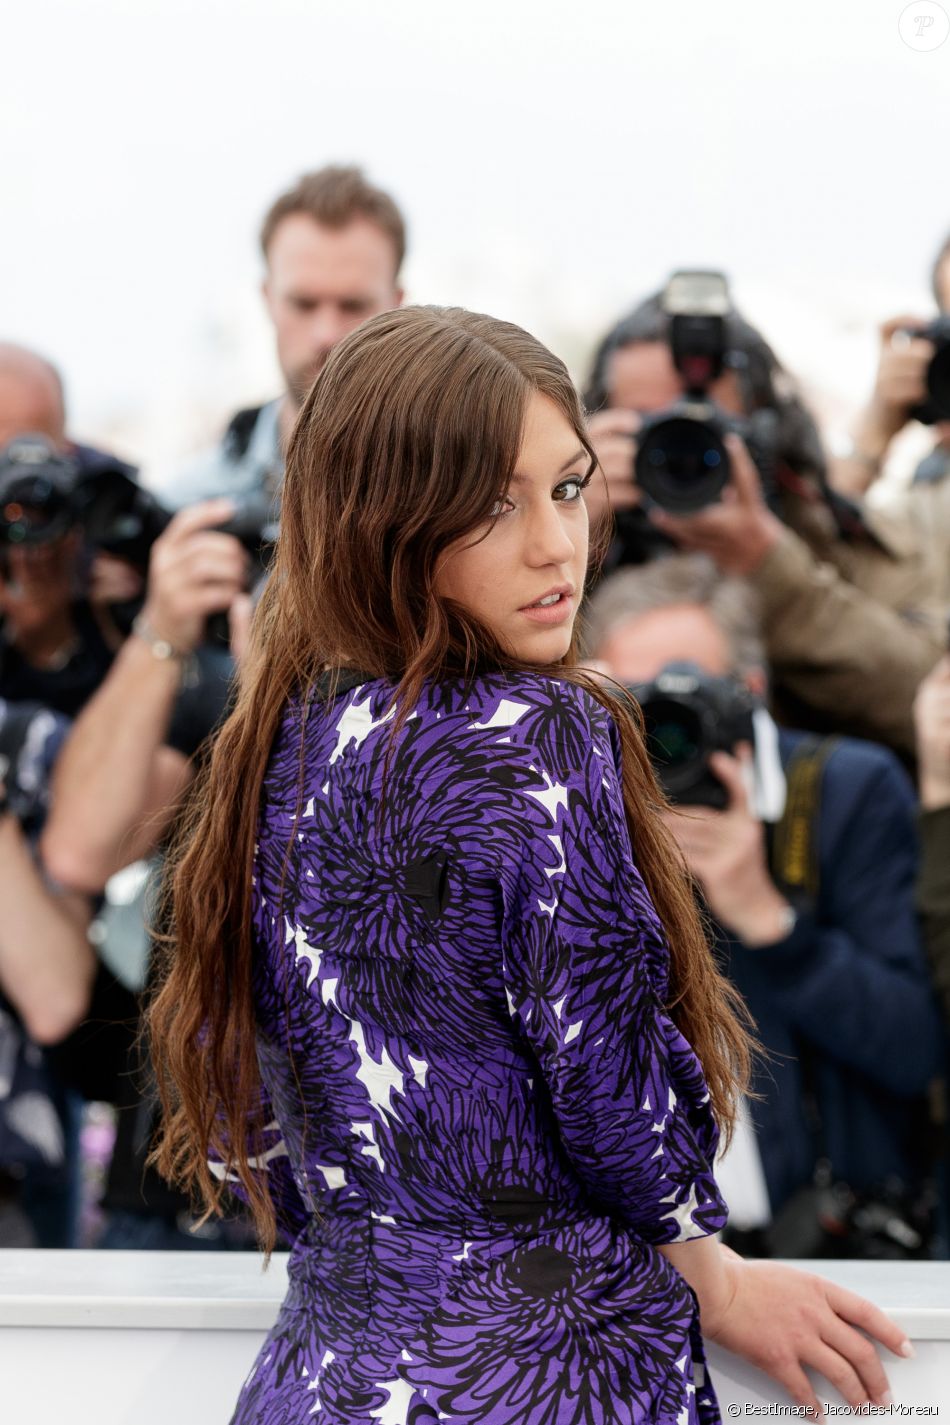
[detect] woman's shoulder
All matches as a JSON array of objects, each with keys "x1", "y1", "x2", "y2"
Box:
[
  {"x1": 293, "y1": 667, "x2": 615, "y2": 744},
  {"x1": 447, "y1": 671, "x2": 624, "y2": 797},
  {"x1": 454, "y1": 667, "x2": 612, "y2": 727},
  {"x1": 430, "y1": 669, "x2": 615, "y2": 756},
  {"x1": 263, "y1": 669, "x2": 621, "y2": 805}
]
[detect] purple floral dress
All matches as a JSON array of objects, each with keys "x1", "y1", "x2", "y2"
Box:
[{"x1": 227, "y1": 669, "x2": 728, "y2": 1424}]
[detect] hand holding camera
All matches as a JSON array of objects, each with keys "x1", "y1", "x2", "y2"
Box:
[
  {"x1": 867, "y1": 315, "x2": 936, "y2": 436},
  {"x1": 891, "y1": 316, "x2": 950, "y2": 428},
  {"x1": 662, "y1": 744, "x2": 793, "y2": 947},
  {"x1": 584, "y1": 409, "x2": 641, "y2": 523},
  {"x1": 586, "y1": 272, "x2": 785, "y2": 569},
  {"x1": 138, "y1": 499, "x2": 251, "y2": 657},
  {"x1": 648, "y1": 433, "x2": 784, "y2": 576},
  {"x1": 843, "y1": 314, "x2": 950, "y2": 484}
]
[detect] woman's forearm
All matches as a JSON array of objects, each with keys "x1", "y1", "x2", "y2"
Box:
[{"x1": 658, "y1": 1236, "x2": 739, "y2": 1335}]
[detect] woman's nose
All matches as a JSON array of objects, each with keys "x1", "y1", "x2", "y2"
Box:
[{"x1": 524, "y1": 504, "x2": 577, "y2": 567}]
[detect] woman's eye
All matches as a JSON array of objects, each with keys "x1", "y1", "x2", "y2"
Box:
[
  {"x1": 490, "y1": 473, "x2": 592, "y2": 518},
  {"x1": 556, "y1": 474, "x2": 593, "y2": 502}
]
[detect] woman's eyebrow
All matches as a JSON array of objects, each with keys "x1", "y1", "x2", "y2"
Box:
[
  {"x1": 559, "y1": 446, "x2": 589, "y2": 472},
  {"x1": 509, "y1": 448, "x2": 589, "y2": 485}
]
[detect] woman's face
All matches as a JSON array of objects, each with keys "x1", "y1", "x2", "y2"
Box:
[{"x1": 434, "y1": 392, "x2": 590, "y2": 664}]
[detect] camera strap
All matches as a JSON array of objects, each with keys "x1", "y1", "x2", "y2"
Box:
[
  {"x1": 221, "y1": 404, "x2": 266, "y2": 462},
  {"x1": 764, "y1": 734, "x2": 943, "y2": 1250},
  {"x1": 767, "y1": 734, "x2": 839, "y2": 912}
]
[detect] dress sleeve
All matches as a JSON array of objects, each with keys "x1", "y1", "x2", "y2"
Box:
[{"x1": 496, "y1": 690, "x2": 728, "y2": 1245}]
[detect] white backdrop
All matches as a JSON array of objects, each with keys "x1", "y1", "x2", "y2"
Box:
[{"x1": 3, "y1": 0, "x2": 949, "y2": 480}]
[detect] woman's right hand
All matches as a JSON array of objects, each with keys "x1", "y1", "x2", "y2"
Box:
[{"x1": 704, "y1": 1253, "x2": 912, "y2": 1416}]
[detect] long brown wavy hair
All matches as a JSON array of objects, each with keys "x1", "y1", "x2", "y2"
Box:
[{"x1": 149, "y1": 305, "x2": 754, "y2": 1251}]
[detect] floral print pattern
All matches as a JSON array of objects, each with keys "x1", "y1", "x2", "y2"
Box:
[{"x1": 229, "y1": 670, "x2": 727, "y2": 1424}]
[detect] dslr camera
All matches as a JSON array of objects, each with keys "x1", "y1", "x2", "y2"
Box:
[
  {"x1": 633, "y1": 270, "x2": 778, "y2": 514},
  {"x1": 901, "y1": 317, "x2": 950, "y2": 425},
  {"x1": 0, "y1": 437, "x2": 88, "y2": 550},
  {"x1": 0, "y1": 433, "x2": 176, "y2": 564},
  {"x1": 0, "y1": 435, "x2": 277, "y2": 635},
  {"x1": 626, "y1": 661, "x2": 756, "y2": 809}
]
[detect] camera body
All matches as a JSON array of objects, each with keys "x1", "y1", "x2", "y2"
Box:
[
  {"x1": 632, "y1": 270, "x2": 778, "y2": 514},
  {"x1": 0, "y1": 434, "x2": 170, "y2": 565},
  {"x1": 0, "y1": 435, "x2": 276, "y2": 645},
  {"x1": 905, "y1": 315, "x2": 950, "y2": 425},
  {"x1": 626, "y1": 661, "x2": 756, "y2": 809},
  {"x1": 635, "y1": 399, "x2": 778, "y2": 515},
  {"x1": 0, "y1": 433, "x2": 277, "y2": 568},
  {"x1": 0, "y1": 437, "x2": 81, "y2": 548}
]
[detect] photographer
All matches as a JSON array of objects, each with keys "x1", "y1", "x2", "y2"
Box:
[
  {"x1": 583, "y1": 278, "x2": 945, "y2": 759},
  {"x1": 0, "y1": 342, "x2": 144, "y2": 618},
  {"x1": 0, "y1": 402, "x2": 151, "y2": 1246},
  {"x1": 156, "y1": 165, "x2": 406, "y2": 511},
  {"x1": 584, "y1": 554, "x2": 944, "y2": 1257},
  {"x1": 41, "y1": 498, "x2": 249, "y2": 889},
  {"x1": 831, "y1": 232, "x2": 950, "y2": 498},
  {"x1": 40, "y1": 499, "x2": 253, "y2": 1250},
  {"x1": 0, "y1": 698, "x2": 94, "y2": 1246},
  {"x1": 0, "y1": 435, "x2": 134, "y2": 718}
]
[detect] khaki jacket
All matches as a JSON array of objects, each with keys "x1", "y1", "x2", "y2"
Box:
[{"x1": 753, "y1": 491, "x2": 946, "y2": 758}]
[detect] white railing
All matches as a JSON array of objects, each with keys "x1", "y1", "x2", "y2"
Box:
[{"x1": 1, "y1": 1252, "x2": 947, "y2": 1420}]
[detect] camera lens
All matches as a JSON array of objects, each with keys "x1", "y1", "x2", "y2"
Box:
[
  {"x1": 0, "y1": 476, "x2": 70, "y2": 545},
  {"x1": 639, "y1": 697, "x2": 705, "y2": 793},
  {"x1": 635, "y1": 415, "x2": 730, "y2": 514}
]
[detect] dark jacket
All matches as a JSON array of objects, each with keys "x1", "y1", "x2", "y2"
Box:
[
  {"x1": 720, "y1": 728, "x2": 944, "y2": 1214},
  {"x1": 918, "y1": 803, "x2": 950, "y2": 1029}
]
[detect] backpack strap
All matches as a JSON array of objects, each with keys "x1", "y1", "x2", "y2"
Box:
[{"x1": 221, "y1": 405, "x2": 266, "y2": 462}]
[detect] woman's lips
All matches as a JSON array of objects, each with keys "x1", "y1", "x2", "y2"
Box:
[{"x1": 518, "y1": 593, "x2": 574, "y2": 625}]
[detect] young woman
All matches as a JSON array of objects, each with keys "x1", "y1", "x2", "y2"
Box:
[{"x1": 150, "y1": 307, "x2": 910, "y2": 1424}]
